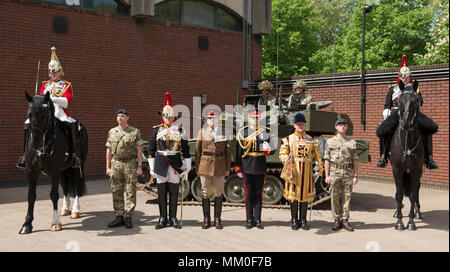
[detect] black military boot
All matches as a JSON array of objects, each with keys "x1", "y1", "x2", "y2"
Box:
[
  {"x1": 16, "y1": 125, "x2": 31, "y2": 169},
  {"x1": 214, "y1": 197, "x2": 223, "y2": 229},
  {"x1": 107, "y1": 216, "x2": 125, "y2": 228},
  {"x1": 342, "y1": 219, "x2": 354, "y2": 231},
  {"x1": 124, "y1": 217, "x2": 133, "y2": 229},
  {"x1": 71, "y1": 122, "x2": 81, "y2": 168},
  {"x1": 423, "y1": 135, "x2": 438, "y2": 169},
  {"x1": 299, "y1": 202, "x2": 310, "y2": 230},
  {"x1": 155, "y1": 183, "x2": 168, "y2": 230},
  {"x1": 246, "y1": 218, "x2": 254, "y2": 229},
  {"x1": 290, "y1": 201, "x2": 299, "y2": 230},
  {"x1": 202, "y1": 197, "x2": 211, "y2": 229},
  {"x1": 377, "y1": 137, "x2": 388, "y2": 168},
  {"x1": 168, "y1": 183, "x2": 182, "y2": 229},
  {"x1": 332, "y1": 219, "x2": 342, "y2": 231}
]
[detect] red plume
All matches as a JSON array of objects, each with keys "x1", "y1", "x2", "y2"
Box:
[{"x1": 164, "y1": 92, "x2": 173, "y2": 107}]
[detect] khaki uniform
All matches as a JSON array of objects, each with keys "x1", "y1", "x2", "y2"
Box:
[
  {"x1": 279, "y1": 131, "x2": 323, "y2": 202},
  {"x1": 324, "y1": 136, "x2": 358, "y2": 220},
  {"x1": 287, "y1": 92, "x2": 312, "y2": 110},
  {"x1": 195, "y1": 127, "x2": 231, "y2": 197},
  {"x1": 258, "y1": 94, "x2": 276, "y2": 107},
  {"x1": 106, "y1": 126, "x2": 144, "y2": 217}
]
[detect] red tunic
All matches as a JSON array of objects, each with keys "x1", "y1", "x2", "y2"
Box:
[{"x1": 40, "y1": 79, "x2": 73, "y2": 117}]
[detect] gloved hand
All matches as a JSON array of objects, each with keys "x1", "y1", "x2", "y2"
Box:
[
  {"x1": 51, "y1": 97, "x2": 68, "y2": 108},
  {"x1": 148, "y1": 157, "x2": 155, "y2": 176},
  {"x1": 180, "y1": 158, "x2": 191, "y2": 180},
  {"x1": 237, "y1": 173, "x2": 243, "y2": 178},
  {"x1": 382, "y1": 109, "x2": 391, "y2": 120}
]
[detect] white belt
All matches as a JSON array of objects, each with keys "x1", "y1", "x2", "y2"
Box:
[{"x1": 157, "y1": 150, "x2": 180, "y2": 156}]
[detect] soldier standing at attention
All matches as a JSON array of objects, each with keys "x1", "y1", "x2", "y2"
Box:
[
  {"x1": 324, "y1": 118, "x2": 358, "y2": 231},
  {"x1": 195, "y1": 111, "x2": 231, "y2": 229},
  {"x1": 236, "y1": 110, "x2": 275, "y2": 229},
  {"x1": 106, "y1": 109, "x2": 144, "y2": 229},
  {"x1": 279, "y1": 112, "x2": 323, "y2": 230},
  {"x1": 287, "y1": 79, "x2": 312, "y2": 110}
]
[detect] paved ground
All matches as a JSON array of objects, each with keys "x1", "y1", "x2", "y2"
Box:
[{"x1": 0, "y1": 177, "x2": 448, "y2": 252}]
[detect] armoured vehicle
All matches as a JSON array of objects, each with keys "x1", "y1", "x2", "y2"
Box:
[{"x1": 138, "y1": 93, "x2": 370, "y2": 206}]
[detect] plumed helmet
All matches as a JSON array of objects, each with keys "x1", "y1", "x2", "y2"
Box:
[
  {"x1": 293, "y1": 79, "x2": 307, "y2": 91},
  {"x1": 161, "y1": 92, "x2": 174, "y2": 118},
  {"x1": 48, "y1": 47, "x2": 64, "y2": 75},
  {"x1": 397, "y1": 55, "x2": 411, "y2": 83},
  {"x1": 258, "y1": 80, "x2": 274, "y2": 91}
]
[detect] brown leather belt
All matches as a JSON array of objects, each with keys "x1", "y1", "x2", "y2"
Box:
[
  {"x1": 331, "y1": 162, "x2": 354, "y2": 169},
  {"x1": 202, "y1": 152, "x2": 224, "y2": 157},
  {"x1": 113, "y1": 156, "x2": 136, "y2": 162}
]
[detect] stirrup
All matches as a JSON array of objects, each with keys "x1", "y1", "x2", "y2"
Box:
[
  {"x1": 426, "y1": 159, "x2": 438, "y2": 170},
  {"x1": 377, "y1": 158, "x2": 387, "y2": 168},
  {"x1": 72, "y1": 157, "x2": 81, "y2": 168}
]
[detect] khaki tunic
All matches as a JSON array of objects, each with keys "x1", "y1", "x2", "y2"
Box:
[
  {"x1": 324, "y1": 135, "x2": 358, "y2": 220},
  {"x1": 195, "y1": 127, "x2": 231, "y2": 177},
  {"x1": 106, "y1": 125, "x2": 144, "y2": 217},
  {"x1": 279, "y1": 131, "x2": 323, "y2": 202},
  {"x1": 288, "y1": 92, "x2": 312, "y2": 110}
]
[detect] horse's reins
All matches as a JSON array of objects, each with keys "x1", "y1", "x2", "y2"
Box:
[{"x1": 30, "y1": 98, "x2": 56, "y2": 157}]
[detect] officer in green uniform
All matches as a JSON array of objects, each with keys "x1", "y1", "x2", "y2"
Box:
[
  {"x1": 324, "y1": 118, "x2": 359, "y2": 231},
  {"x1": 106, "y1": 109, "x2": 144, "y2": 229}
]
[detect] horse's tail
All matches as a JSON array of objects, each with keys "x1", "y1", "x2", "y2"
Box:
[{"x1": 402, "y1": 173, "x2": 411, "y2": 197}]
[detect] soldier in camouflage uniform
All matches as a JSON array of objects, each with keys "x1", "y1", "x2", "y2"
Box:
[
  {"x1": 287, "y1": 79, "x2": 312, "y2": 110},
  {"x1": 324, "y1": 118, "x2": 358, "y2": 231},
  {"x1": 106, "y1": 109, "x2": 144, "y2": 229},
  {"x1": 257, "y1": 80, "x2": 277, "y2": 107}
]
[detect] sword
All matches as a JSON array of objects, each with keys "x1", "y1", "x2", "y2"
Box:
[{"x1": 35, "y1": 60, "x2": 40, "y2": 95}]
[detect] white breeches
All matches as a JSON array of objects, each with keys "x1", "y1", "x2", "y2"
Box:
[{"x1": 156, "y1": 166, "x2": 180, "y2": 184}]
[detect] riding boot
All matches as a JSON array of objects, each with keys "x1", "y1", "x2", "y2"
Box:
[
  {"x1": 201, "y1": 197, "x2": 211, "y2": 229},
  {"x1": 168, "y1": 182, "x2": 181, "y2": 229},
  {"x1": 16, "y1": 124, "x2": 31, "y2": 169},
  {"x1": 155, "y1": 183, "x2": 168, "y2": 229},
  {"x1": 423, "y1": 135, "x2": 438, "y2": 169},
  {"x1": 299, "y1": 202, "x2": 310, "y2": 230},
  {"x1": 214, "y1": 197, "x2": 223, "y2": 229},
  {"x1": 290, "y1": 201, "x2": 299, "y2": 230},
  {"x1": 377, "y1": 137, "x2": 388, "y2": 168},
  {"x1": 71, "y1": 122, "x2": 81, "y2": 168}
]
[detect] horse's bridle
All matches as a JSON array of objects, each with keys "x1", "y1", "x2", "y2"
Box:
[
  {"x1": 397, "y1": 90, "x2": 420, "y2": 157},
  {"x1": 29, "y1": 99, "x2": 54, "y2": 157}
]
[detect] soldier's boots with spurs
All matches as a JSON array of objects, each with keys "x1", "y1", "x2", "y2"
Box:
[
  {"x1": 332, "y1": 219, "x2": 342, "y2": 231},
  {"x1": 246, "y1": 219, "x2": 254, "y2": 229},
  {"x1": 377, "y1": 137, "x2": 389, "y2": 168},
  {"x1": 169, "y1": 217, "x2": 182, "y2": 229},
  {"x1": 155, "y1": 217, "x2": 168, "y2": 229},
  {"x1": 299, "y1": 202, "x2": 310, "y2": 230},
  {"x1": 202, "y1": 198, "x2": 211, "y2": 229},
  {"x1": 108, "y1": 216, "x2": 125, "y2": 228},
  {"x1": 214, "y1": 197, "x2": 223, "y2": 229},
  {"x1": 342, "y1": 219, "x2": 354, "y2": 231},
  {"x1": 70, "y1": 122, "x2": 81, "y2": 168},
  {"x1": 124, "y1": 217, "x2": 132, "y2": 229},
  {"x1": 377, "y1": 157, "x2": 387, "y2": 168},
  {"x1": 290, "y1": 201, "x2": 300, "y2": 230},
  {"x1": 425, "y1": 157, "x2": 438, "y2": 169},
  {"x1": 255, "y1": 219, "x2": 264, "y2": 229}
]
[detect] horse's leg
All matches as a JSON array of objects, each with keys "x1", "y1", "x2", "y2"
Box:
[
  {"x1": 415, "y1": 181, "x2": 423, "y2": 220},
  {"x1": 60, "y1": 195, "x2": 71, "y2": 216},
  {"x1": 19, "y1": 171, "x2": 38, "y2": 234},
  {"x1": 394, "y1": 179, "x2": 405, "y2": 230},
  {"x1": 71, "y1": 195, "x2": 81, "y2": 219},
  {"x1": 50, "y1": 176, "x2": 62, "y2": 231},
  {"x1": 407, "y1": 177, "x2": 419, "y2": 231}
]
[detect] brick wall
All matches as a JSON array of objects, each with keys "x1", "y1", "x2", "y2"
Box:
[
  {"x1": 0, "y1": 0, "x2": 260, "y2": 182},
  {"x1": 308, "y1": 78, "x2": 449, "y2": 186}
]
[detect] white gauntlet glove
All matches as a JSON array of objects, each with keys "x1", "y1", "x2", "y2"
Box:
[
  {"x1": 180, "y1": 158, "x2": 191, "y2": 180},
  {"x1": 382, "y1": 109, "x2": 391, "y2": 120},
  {"x1": 51, "y1": 97, "x2": 68, "y2": 108},
  {"x1": 148, "y1": 158, "x2": 155, "y2": 176}
]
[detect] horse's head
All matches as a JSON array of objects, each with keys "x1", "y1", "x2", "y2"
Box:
[
  {"x1": 398, "y1": 80, "x2": 419, "y2": 131},
  {"x1": 25, "y1": 92, "x2": 54, "y2": 150}
]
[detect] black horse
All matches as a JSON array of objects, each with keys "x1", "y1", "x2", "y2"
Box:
[
  {"x1": 19, "y1": 91, "x2": 88, "y2": 234},
  {"x1": 390, "y1": 80, "x2": 424, "y2": 231}
]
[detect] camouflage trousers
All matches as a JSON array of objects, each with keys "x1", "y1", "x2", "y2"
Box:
[
  {"x1": 110, "y1": 159, "x2": 138, "y2": 217},
  {"x1": 330, "y1": 168, "x2": 354, "y2": 220}
]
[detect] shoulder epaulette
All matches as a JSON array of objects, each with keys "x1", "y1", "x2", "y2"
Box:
[{"x1": 153, "y1": 124, "x2": 163, "y2": 129}]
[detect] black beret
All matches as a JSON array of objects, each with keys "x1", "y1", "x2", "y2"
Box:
[
  {"x1": 117, "y1": 109, "x2": 128, "y2": 115},
  {"x1": 294, "y1": 112, "x2": 306, "y2": 123},
  {"x1": 335, "y1": 118, "x2": 348, "y2": 126}
]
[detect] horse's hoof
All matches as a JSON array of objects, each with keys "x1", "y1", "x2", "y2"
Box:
[
  {"x1": 407, "y1": 223, "x2": 417, "y2": 231},
  {"x1": 19, "y1": 225, "x2": 33, "y2": 234},
  {"x1": 60, "y1": 209, "x2": 71, "y2": 216},
  {"x1": 50, "y1": 223, "x2": 62, "y2": 231},
  {"x1": 415, "y1": 213, "x2": 423, "y2": 220},
  {"x1": 70, "y1": 212, "x2": 80, "y2": 219},
  {"x1": 395, "y1": 223, "x2": 405, "y2": 230}
]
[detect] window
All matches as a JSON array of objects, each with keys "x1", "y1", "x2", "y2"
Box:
[
  {"x1": 38, "y1": 0, "x2": 129, "y2": 15},
  {"x1": 153, "y1": 0, "x2": 242, "y2": 32}
]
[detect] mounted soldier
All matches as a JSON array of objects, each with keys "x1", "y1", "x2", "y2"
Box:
[
  {"x1": 148, "y1": 92, "x2": 191, "y2": 229},
  {"x1": 17, "y1": 47, "x2": 81, "y2": 169},
  {"x1": 377, "y1": 55, "x2": 438, "y2": 169}
]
